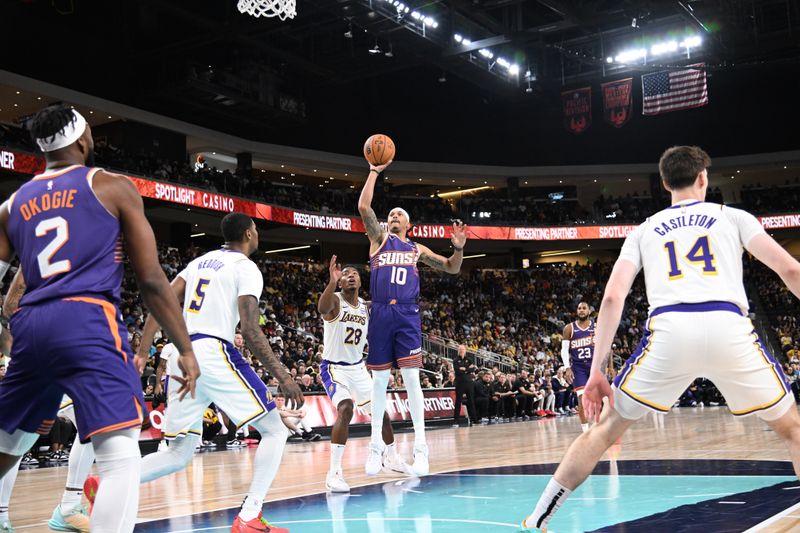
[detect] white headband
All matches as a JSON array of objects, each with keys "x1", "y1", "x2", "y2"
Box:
[
  {"x1": 390, "y1": 207, "x2": 411, "y2": 225},
  {"x1": 36, "y1": 110, "x2": 87, "y2": 153}
]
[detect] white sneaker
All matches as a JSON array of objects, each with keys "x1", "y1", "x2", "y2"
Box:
[
  {"x1": 365, "y1": 442, "x2": 385, "y2": 476},
  {"x1": 383, "y1": 450, "x2": 411, "y2": 475},
  {"x1": 325, "y1": 470, "x2": 350, "y2": 493},
  {"x1": 411, "y1": 443, "x2": 429, "y2": 477}
]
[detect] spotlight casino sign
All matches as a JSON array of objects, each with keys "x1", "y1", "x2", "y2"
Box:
[{"x1": 3, "y1": 148, "x2": 800, "y2": 240}]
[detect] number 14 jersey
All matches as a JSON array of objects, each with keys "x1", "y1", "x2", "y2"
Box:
[
  {"x1": 619, "y1": 200, "x2": 766, "y2": 314},
  {"x1": 178, "y1": 248, "x2": 263, "y2": 345}
]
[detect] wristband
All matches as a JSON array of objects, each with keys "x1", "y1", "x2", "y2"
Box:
[{"x1": 453, "y1": 246, "x2": 463, "y2": 252}]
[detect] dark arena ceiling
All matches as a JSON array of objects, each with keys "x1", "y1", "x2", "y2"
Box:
[{"x1": 2, "y1": 0, "x2": 800, "y2": 165}]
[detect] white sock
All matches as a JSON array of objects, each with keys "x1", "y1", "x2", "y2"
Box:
[
  {"x1": 330, "y1": 444, "x2": 345, "y2": 473},
  {"x1": 91, "y1": 429, "x2": 141, "y2": 533},
  {"x1": 240, "y1": 409, "x2": 289, "y2": 521},
  {"x1": 370, "y1": 370, "x2": 391, "y2": 446},
  {"x1": 0, "y1": 457, "x2": 21, "y2": 511},
  {"x1": 525, "y1": 478, "x2": 572, "y2": 530},
  {"x1": 581, "y1": 423, "x2": 590, "y2": 433},
  {"x1": 62, "y1": 436, "x2": 95, "y2": 511},
  {"x1": 400, "y1": 368, "x2": 426, "y2": 446},
  {"x1": 140, "y1": 435, "x2": 197, "y2": 483}
]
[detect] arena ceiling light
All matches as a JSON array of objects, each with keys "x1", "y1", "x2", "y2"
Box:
[
  {"x1": 190, "y1": 233, "x2": 206, "y2": 238},
  {"x1": 437, "y1": 185, "x2": 492, "y2": 199},
  {"x1": 263, "y1": 245, "x2": 312, "y2": 254},
  {"x1": 609, "y1": 34, "x2": 702, "y2": 64},
  {"x1": 539, "y1": 250, "x2": 581, "y2": 257}
]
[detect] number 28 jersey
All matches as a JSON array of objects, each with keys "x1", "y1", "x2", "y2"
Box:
[
  {"x1": 322, "y1": 293, "x2": 368, "y2": 364},
  {"x1": 369, "y1": 235, "x2": 420, "y2": 304},
  {"x1": 177, "y1": 248, "x2": 263, "y2": 345},
  {"x1": 619, "y1": 200, "x2": 766, "y2": 314},
  {"x1": 6, "y1": 165, "x2": 124, "y2": 306}
]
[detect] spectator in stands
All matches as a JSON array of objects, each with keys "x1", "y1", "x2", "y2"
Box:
[
  {"x1": 275, "y1": 396, "x2": 321, "y2": 441},
  {"x1": 474, "y1": 372, "x2": 492, "y2": 423}
]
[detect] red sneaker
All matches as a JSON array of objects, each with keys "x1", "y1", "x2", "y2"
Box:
[
  {"x1": 231, "y1": 514, "x2": 290, "y2": 533},
  {"x1": 83, "y1": 475, "x2": 100, "y2": 514}
]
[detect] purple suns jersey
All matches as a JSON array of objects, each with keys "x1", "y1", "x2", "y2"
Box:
[
  {"x1": 369, "y1": 235, "x2": 420, "y2": 304},
  {"x1": 569, "y1": 319, "x2": 595, "y2": 369},
  {"x1": 6, "y1": 165, "x2": 124, "y2": 306}
]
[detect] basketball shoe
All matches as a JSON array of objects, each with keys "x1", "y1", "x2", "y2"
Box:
[
  {"x1": 519, "y1": 516, "x2": 546, "y2": 532},
  {"x1": 411, "y1": 443, "x2": 429, "y2": 476},
  {"x1": 48, "y1": 504, "x2": 90, "y2": 532},
  {"x1": 325, "y1": 470, "x2": 350, "y2": 493},
  {"x1": 231, "y1": 513, "x2": 289, "y2": 533},
  {"x1": 365, "y1": 442, "x2": 384, "y2": 476}
]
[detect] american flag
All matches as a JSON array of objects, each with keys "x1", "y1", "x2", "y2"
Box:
[{"x1": 642, "y1": 65, "x2": 708, "y2": 116}]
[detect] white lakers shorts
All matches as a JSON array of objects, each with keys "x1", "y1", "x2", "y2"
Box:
[
  {"x1": 57, "y1": 395, "x2": 76, "y2": 425},
  {"x1": 613, "y1": 302, "x2": 794, "y2": 422},
  {"x1": 164, "y1": 335, "x2": 275, "y2": 440},
  {"x1": 320, "y1": 359, "x2": 373, "y2": 414}
]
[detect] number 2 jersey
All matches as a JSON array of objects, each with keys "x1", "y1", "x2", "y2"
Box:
[
  {"x1": 619, "y1": 200, "x2": 766, "y2": 314},
  {"x1": 322, "y1": 292, "x2": 368, "y2": 364},
  {"x1": 6, "y1": 165, "x2": 124, "y2": 306},
  {"x1": 177, "y1": 248, "x2": 263, "y2": 345}
]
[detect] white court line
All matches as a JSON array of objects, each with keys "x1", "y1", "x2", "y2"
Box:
[
  {"x1": 452, "y1": 495, "x2": 498, "y2": 500},
  {"x1": 783, "y1": 486, "x2": 800, "y2": 490},
  {"x1": 742, "y1": 501, "x2": 800, "y2": 532},
  {"x1": 164, "y1": 517, "x2": 522, "y2": 533},
  {"x1": 718, "y1": 501, "x2": 746, "y2": 505},
  {"x1": 571, "y1": 498, "x2": 614, "y2": 501},
  {"x1": 674, "y1": 493, "x2": 730, "y2": 498}
]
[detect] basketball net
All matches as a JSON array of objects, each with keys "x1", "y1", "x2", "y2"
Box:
[{"x1": 237, "y1": 0, "x2": 296, "y2": 20}]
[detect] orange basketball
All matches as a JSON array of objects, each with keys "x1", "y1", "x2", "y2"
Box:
[{"x1": 363, "y1": 134, "x2": 396, "y2": 166}]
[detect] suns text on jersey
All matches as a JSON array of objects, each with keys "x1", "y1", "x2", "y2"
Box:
[{"x1": 375, "y1": 251, "x2": 416, "y2": 267}]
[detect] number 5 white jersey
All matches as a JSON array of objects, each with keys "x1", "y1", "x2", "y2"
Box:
[
  {"x1": 177, "y1": 248, "x2": 263, "y2": 345},
  {"x1": 619, "y1": 200, "x2": 766, "y2": 313},
  {"x1": 322, "y1": 293, "x2": 368, "y2": 364}
]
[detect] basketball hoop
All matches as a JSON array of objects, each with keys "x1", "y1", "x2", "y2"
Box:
[{"x1": 237, "y1": 0, "x2": 296, "y2": 20}]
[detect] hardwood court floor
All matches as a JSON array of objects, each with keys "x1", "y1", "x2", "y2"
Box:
[{"x1": 9, "y1": 406, "x2": 800, "y2": 532}]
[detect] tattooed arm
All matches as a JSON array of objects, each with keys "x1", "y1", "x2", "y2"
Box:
[
  {"x1": 358, "y1": 162, "x2": 392, "y2": 250},
  {"x1": 2, "y1": 269, "x2": 25, "y2": 318},
  {"x1": 416, "y1": 220, "x2": 468, "y2": 275},
  {"x1": 239, "y1": 294, "x2": 304, "y2": 408}
]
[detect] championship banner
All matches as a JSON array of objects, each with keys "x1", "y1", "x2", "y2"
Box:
[
  {"x1": 0, "y1": 148, "x2": 45, "y2": 176},
  {"x1": 602, "y1": 78, "x2": 633, "y2": 128},
  {"x1": 561, "y1": 87, "x2": 592, "y2": 134}
]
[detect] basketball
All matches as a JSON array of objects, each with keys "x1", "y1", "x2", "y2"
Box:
[{"x1": 363, "y1": 134, "x2": 395, "y2": 166}]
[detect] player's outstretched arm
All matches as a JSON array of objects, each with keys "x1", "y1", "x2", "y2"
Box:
[
  {"x1": 358, "y1": 163, "x2": 391, "y2": 247},
  {"x1": 239, "y1": 294, "x2": 304, "y2": 409},
  {"x1": 418, "y1": 221, "x2": 467, "y2": 274},
  {"x1": 747, "y1": 233, "x2": 800, "y2": 300},
  {"x1": 93, "y1": 171, "x2": 199, "y2": 399},
  {"x1": 318, "y1": 255, "x2": 342, "y2": 319}
]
